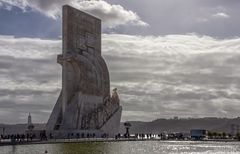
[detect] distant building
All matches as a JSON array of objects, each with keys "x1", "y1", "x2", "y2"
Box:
[
  {"x1": 26, "y1": 113, "x2": 46, "y2": 139},
  {"x1": 27, "y1": 113, "x2": 31, "y2": 124},
  {"x1": 27, "y1": 113, "x2": 34, "y2": 131},
  {"x1": 190, "y1": 129, "x2": 208, "y2": 140}
]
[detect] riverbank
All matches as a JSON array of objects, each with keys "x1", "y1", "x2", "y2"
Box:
[{"x1": 0, "y1": 138, "x2": 239, "y2": 147}]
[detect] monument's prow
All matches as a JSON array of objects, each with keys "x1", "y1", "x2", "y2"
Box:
[{"x1": 46, "y1": 5, "x2": 122, "y2": 138}]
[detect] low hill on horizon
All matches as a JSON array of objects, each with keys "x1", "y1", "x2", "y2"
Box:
[
  {"x1": 119, "y1": 117, "x2": 240, "y2": 134},
  {"x1": 1, "y1": 117, "x2": 240, "y2": 135}
]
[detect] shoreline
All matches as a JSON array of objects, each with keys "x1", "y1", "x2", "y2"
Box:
[{"x1": 0, "y1": 138, "x2": 239, "y2": 147}]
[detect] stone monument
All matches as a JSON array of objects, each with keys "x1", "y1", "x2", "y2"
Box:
[{"x1": 46, "y1": 5, "x2": 122, "y2": 138}]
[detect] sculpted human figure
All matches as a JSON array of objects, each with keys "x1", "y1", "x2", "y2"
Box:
[{"x1": 111, "y1": 88, "x2": 120, "y2": 105}]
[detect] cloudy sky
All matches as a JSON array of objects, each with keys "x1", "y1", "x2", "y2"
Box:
[{"x1": 0, "y1": 0, "x2": 240, "y2": 124}]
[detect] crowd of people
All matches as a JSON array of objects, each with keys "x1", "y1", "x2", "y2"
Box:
[{"x1": 0, "y1": 132, "x2": 48, "y2": 143}]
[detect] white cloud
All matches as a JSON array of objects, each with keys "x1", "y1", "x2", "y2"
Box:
[
  {"x1": 0, "y1": 0, "x2": 28, "y2": 10},
  {"x1": 73, "y1": 0, "x2": 148, "y2": 27},
  {"x1": 212, "y1": 12, "x2": 230, "y2": 19},
  {"x1": 1, "y1": 34, "x2": 240, "y2": 123},
  {"x1": 0, "y1": 0, "x2": 148, "y2": 27}
]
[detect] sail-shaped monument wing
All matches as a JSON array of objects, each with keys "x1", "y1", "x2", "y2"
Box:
[{"x1": 46, "y1": 5, "x2": 122, "y2": 138}]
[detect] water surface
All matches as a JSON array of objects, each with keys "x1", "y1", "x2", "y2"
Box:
[{"x1": 1, "y1": 141, "x2": 240, "y2": 154}]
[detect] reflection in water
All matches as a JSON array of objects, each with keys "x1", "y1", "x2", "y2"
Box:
[
  {"x1": 58, "y1": 142, "x2": 107, "y2": 154},
  {"x1": 10, "y1": 145, "x2": 16, "y2": 154},
  {"x1": 1, "y1": 141, "x2": 240, "y2": 154}
]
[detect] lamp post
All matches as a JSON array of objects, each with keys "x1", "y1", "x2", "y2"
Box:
[{"x1": 124, "y1": 122, "x2": 131, "y2": 138}]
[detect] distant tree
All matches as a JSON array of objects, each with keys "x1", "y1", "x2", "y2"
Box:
[
  {"x1": 208, "y1": 131, "x2": 213, "y2": 139},
  {"x1": 236, "y1": 132, "x2": 240, "y2": 140},
  {"x1": 222, "y1": 132, "x2": 226, "y2": 139},
  {"x1": 228, "y1": 133, "x2": 232, "y2": 139},
  {"x1": 213, "y1": 132, "x2": 217, "y2": 138},
  {"x1": 218, "y1": 132, "x2": 223, "y2": 138}
]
